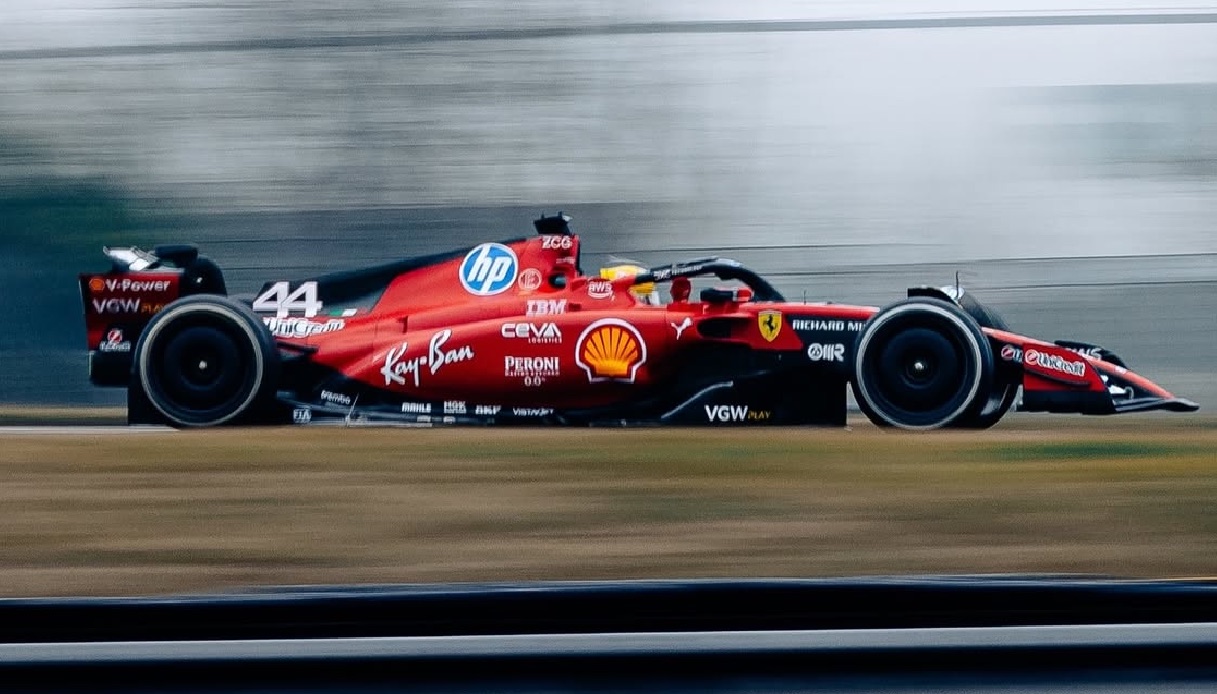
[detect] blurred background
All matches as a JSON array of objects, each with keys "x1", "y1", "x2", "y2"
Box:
[{"x1": 1, "y1": 0, "x2": 1214, "y2": 407}]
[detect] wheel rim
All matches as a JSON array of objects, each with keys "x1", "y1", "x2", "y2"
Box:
[
  {"x1": 874, "y1": 328, "x2": 964, "y2": 413},
  {"x1": 144, "y1": 315, "x2": 257, "y2": 423},
  {"x1": 857, "y1": 312, "x2": 983, "y2": 428}
]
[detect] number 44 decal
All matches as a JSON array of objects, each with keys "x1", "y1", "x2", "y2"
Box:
[{"x1": 253, "y1": 281, "x2": 323, "y2": 318}]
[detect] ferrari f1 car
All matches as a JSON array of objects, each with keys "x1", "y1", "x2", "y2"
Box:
[{"x1": 78, "y1": 214, "x2": 1199, "y2": 429}]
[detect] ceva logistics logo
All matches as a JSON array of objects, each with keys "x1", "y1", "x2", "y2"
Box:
[{"x1": 459, "y1": 243, "x2": 518, "y2": 296}]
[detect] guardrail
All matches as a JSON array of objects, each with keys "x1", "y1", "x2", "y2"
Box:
[{"x1": 7, "y1": 577, "x2": 1217, "y2": 690}]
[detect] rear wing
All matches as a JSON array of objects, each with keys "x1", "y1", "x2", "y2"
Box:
[{"x1": 79, "y1": 244, "x2": 225, "y2": 386}]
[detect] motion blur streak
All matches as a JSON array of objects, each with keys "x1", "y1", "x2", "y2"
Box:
[
  {"x1": 0, "y1": 1, "x2": 1213, "y2": 405},
  {"x1": 7, "y1": 13, "x2": 1217, "y2": 62}
]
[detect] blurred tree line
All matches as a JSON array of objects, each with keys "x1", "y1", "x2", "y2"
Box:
[{"x1": 0, "y1": 134, "x2": 163, "y2": 257}]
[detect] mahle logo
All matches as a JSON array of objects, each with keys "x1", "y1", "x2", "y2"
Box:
[{"x1": 459, "y1": 243, "x2": 518, "y2": 296}]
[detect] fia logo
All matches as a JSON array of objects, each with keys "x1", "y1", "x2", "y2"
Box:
[{"x1": 459, "y1": 243, "x2": 518, "y2": 296}]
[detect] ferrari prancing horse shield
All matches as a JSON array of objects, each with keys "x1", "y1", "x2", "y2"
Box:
[{"x1": 758, "y1": 310, "x2": 782, "y2": 342}]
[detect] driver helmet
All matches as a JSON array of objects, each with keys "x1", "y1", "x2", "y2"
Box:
[{"x1": 599, "y1": 264, "x2": 661, "y2": 305}]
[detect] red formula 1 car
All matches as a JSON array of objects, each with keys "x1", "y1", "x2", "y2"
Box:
[{"x1": 78, "y1": 214, "x2": 1198, "y2": 429}]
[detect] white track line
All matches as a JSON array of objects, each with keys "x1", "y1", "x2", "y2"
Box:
[
  {"x1": 1, "y1": 623, "x2": 1216, "y2": 663},
  {"x1": 0, "y1": 426, "x2": 172, "y2": 435}
]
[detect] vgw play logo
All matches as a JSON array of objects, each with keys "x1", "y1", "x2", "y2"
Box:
[{"x1": 459, "y1": 243, "x2": 518, "y2": 296}]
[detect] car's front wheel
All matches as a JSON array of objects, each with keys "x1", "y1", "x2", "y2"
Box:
[
  {"x1": 134, "y1": 295, "x2": 278, "y2": 427},
  {"x1": 851, "y1": 298, "x2": 994, "y2": 430}
]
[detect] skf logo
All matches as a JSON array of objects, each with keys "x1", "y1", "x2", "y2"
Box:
[
  {"x1": 758, "y1": 310, "x2": 782, "y2": 342},
  {"x1": 576, "y1": 318, "x2": 646, "y2": 383}
]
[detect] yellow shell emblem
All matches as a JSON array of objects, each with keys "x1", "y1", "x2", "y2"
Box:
[
  {"x1": 758, "y1": 310, "x2": 782, "y2": 342},
  {"x1": 576, "y1": 319, "x2": 648, "y2": 383}
]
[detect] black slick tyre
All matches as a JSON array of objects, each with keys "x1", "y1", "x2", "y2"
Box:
[
  {"x1": 949, "y1": 291, "x2": 1017, "y2": 429},
  {"x1": 134, "y1": 295, "x2": 278, "y2": 427},
  {"x1": 951, "y1": 382, "x2": 1019, "y2": 430},
  {"x1": 851, "y1": 298, "x2": 994, "y2": 430}
]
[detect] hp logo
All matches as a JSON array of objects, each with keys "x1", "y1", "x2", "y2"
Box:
[{"x1": 459, "y1": 243, "x2": 518, "y2": 296}]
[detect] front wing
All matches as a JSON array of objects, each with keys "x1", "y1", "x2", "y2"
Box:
[{"x1": 987, "y1": 330, "x2": 1199, "y2": 416}]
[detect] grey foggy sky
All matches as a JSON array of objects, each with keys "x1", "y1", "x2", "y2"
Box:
[{"x1": 2, "y1": 1, "x2": 1217, "y2": 261}]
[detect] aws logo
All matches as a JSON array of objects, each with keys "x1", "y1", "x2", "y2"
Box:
[{"x1": 576, "y1": 318, "x2": 647, "y2": 383}]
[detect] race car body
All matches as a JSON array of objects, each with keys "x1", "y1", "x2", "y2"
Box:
[{"x1": 78, "y1": 214, "x2": 1199, "y2": 429}]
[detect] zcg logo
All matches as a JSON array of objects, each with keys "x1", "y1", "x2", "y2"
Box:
[{"x1": 460, "y1": 243, "x2": 518, "y2": 296}]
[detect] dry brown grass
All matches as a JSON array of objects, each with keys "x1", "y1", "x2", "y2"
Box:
[{"x1": 0, "y1": 414, "x2": 1213, "y2": 596}]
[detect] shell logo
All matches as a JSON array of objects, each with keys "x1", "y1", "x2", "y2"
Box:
[
  {"x1": 88, "y1": 277, "x2": 105, "y2": 292},
  {"x1": 575, "y1": 318, "x2": 647, "y2": 383}
]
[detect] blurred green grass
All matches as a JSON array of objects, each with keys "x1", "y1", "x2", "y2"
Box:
[{"x1": 0, "y1": 418, "x2": 1213, "y2": 596}]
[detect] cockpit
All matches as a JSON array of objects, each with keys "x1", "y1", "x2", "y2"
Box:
[
  {"x1": 597, "y1": 257, "x2": 786, "y2": 306},
  {"x1": 598, "y1": 263, "x2": 663, "y2": 305}
]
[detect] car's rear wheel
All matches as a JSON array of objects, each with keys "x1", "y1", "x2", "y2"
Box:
[
  {"x1": 134, "y1": 295, "x2": 278, "y2": 427},
  {"x1": 851, "y1": 299, "x2": 993, "y2": 430}
]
